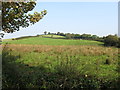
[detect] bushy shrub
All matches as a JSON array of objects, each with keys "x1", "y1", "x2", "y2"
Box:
[
  {"x1": 104, "y1": 35, "x2": 119, "y2": 47},
  {"x1": 118, "y1": 38, "x2": 120, "y2": 48},
  {"x1": 104, "y1": 59, "x2": 111, "y2": 65}
]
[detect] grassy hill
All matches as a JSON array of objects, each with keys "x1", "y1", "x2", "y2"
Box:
[{"x1": 3, "y1": 36, "x2": 103, "y2": 46}]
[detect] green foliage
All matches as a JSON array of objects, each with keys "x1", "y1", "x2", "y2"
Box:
[
  {"x1": 57, "y1": 32, "x2": 60, "y2": 35},
  {"x1": 48, "y1": 32, "x2": 51, "y2": 34},
  {"x1": 91, "y1": 35, "x2": 99, "y2": 39},
  {"x1": 44, "y1": 32, "x2": 101, "y2": 41},
  {"x1": 74, "y1": 34, "x2": 81, "y2": 39},
  {"x1": 2, "y1": 1, "x2": 47, "y2": 33},
  {"x1": 65, "y1": 33, "x2": 73, "y2": 39},
  {"x1": 59, "y1": 33, "x2": 65, "y2": 36},
  {"x1": 95, "y1": 37, "x2": 104, "y2": 42},
  {"x1": 81, "y1": 34, "x2": 91, "y2": 39},
  {"x1": 104, "y1": 35, "x2": 119, "y2": 47},
  {"x1": 118, "y1": 38, "x2": 120, "y2": 48},
  {"x1": 44, "y1": 31, "x2": 47, "y2": 35}
]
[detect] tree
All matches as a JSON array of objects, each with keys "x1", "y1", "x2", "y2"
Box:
[
  {"x1": 91, "y1": 35, "x2": 99, "y2": 40},
  {"x1": 44, "y1": 31, "x2": 47, "y2": 35},
  {"x1": 57, "y1": 32, "x2": 60, "y2": 35},
  {"x1": 104, "y1": 35, "x2": 119, "y2": 47},
  {"x1": 2, "y1": 1, "x2": 47, "y2": 33},
  {"x1": 65, "y1": 33, "x2": 73, "y2": 39},
  {"x1": 0, "y1": 33, "x2": 4, "y2": 38},
  {"x1": 81, "y1": 34, "x2": 88, "y2": 39},
  {"x1": 60, "y1": 33, "x2": 65, "y2": 36},
  {"x1": 117, "y1": 37, "x2": 120, "y2": 48},
  {"x1": 74, "y1": 34, "x2": 81, "y2": 39},
  {"x1": 48, "y1": 32, "x2": 50, "y2": 34}
]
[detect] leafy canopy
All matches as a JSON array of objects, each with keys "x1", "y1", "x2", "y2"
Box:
[{"x1": 2, "y1": 1, "x2": 47, "y2": 33}]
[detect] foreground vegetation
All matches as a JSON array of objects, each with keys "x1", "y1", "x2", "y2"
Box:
[{"x1": 2, "y1": 42, "x2": 120, "y2": 89}]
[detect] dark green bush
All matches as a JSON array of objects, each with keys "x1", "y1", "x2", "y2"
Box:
[
  {"x1": 104, "y1": 35, "x2": 119, "y2": 47},
  {"x1": 104, "y1": 59, "x2": 111, "y2": 65}
]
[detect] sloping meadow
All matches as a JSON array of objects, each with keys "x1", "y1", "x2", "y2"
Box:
[{"x1": 2, "y1": 44, "x2": 120, "y2": 89}]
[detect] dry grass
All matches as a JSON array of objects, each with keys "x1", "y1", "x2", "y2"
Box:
[
  {"x1": 2, "y1": 44, "x2": 119, "y2": 89},
  {"x1": 2, "y1": 44, "x2": 118, "y2": 56}
]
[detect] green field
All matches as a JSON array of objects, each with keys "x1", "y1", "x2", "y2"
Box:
[
  {"x1": 2, "y1": 36, "x2": 120, "y2": 89},
  {"x1": 3, "y1": 36, "x2": 103, "y2": 46},
  {"x1": 41, "y1": 34, "x2": 65, "y2": 38}
]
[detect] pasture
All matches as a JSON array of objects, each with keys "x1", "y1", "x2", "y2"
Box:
[
  {"x1": 3, "y1": 36, "x2": 103, "y2": 46},
  {"x1": 2, "y1": 37, "x2": 120, "y2": 89}
]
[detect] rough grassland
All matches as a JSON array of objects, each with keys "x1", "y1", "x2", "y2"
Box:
[
  {"x1": 2, "y1": 43, "x2": 119, "y2": 89},
  {"x1": 2, "y1": 37, "x2": 119, "y2": 89}
]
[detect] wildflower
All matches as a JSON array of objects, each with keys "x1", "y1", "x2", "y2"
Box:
[{"x1": 85, "y1": 74, "x2": 88, "y2": 77}]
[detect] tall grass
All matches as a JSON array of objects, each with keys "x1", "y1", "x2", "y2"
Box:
[{"x1": 2, "y1": 44, "x2": 119, "y2": 89}]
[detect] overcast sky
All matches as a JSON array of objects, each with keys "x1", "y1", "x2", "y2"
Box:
[{"x1": 3, "y1": 2, "x2": 118, "y2": 39}]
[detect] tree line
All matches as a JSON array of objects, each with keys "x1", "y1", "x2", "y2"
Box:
[
  {"x1": 45, "y1": 31, "x2": 100, "y2": 39},
  {"x1": 44, "y1": 31, "x2": 120, "y2": 48}
]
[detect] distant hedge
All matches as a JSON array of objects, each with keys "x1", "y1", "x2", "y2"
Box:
[{"x1": 12, "y1": 36, "x2": 38, "y2": 40}]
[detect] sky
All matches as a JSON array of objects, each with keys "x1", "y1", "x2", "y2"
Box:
[{"x1": 3, "y1": 2, "x2": 118, "y2": 39}]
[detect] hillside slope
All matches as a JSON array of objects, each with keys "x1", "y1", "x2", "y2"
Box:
[{"x1": 3, "y1": 36, "x2": 103, "y2": 46}]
